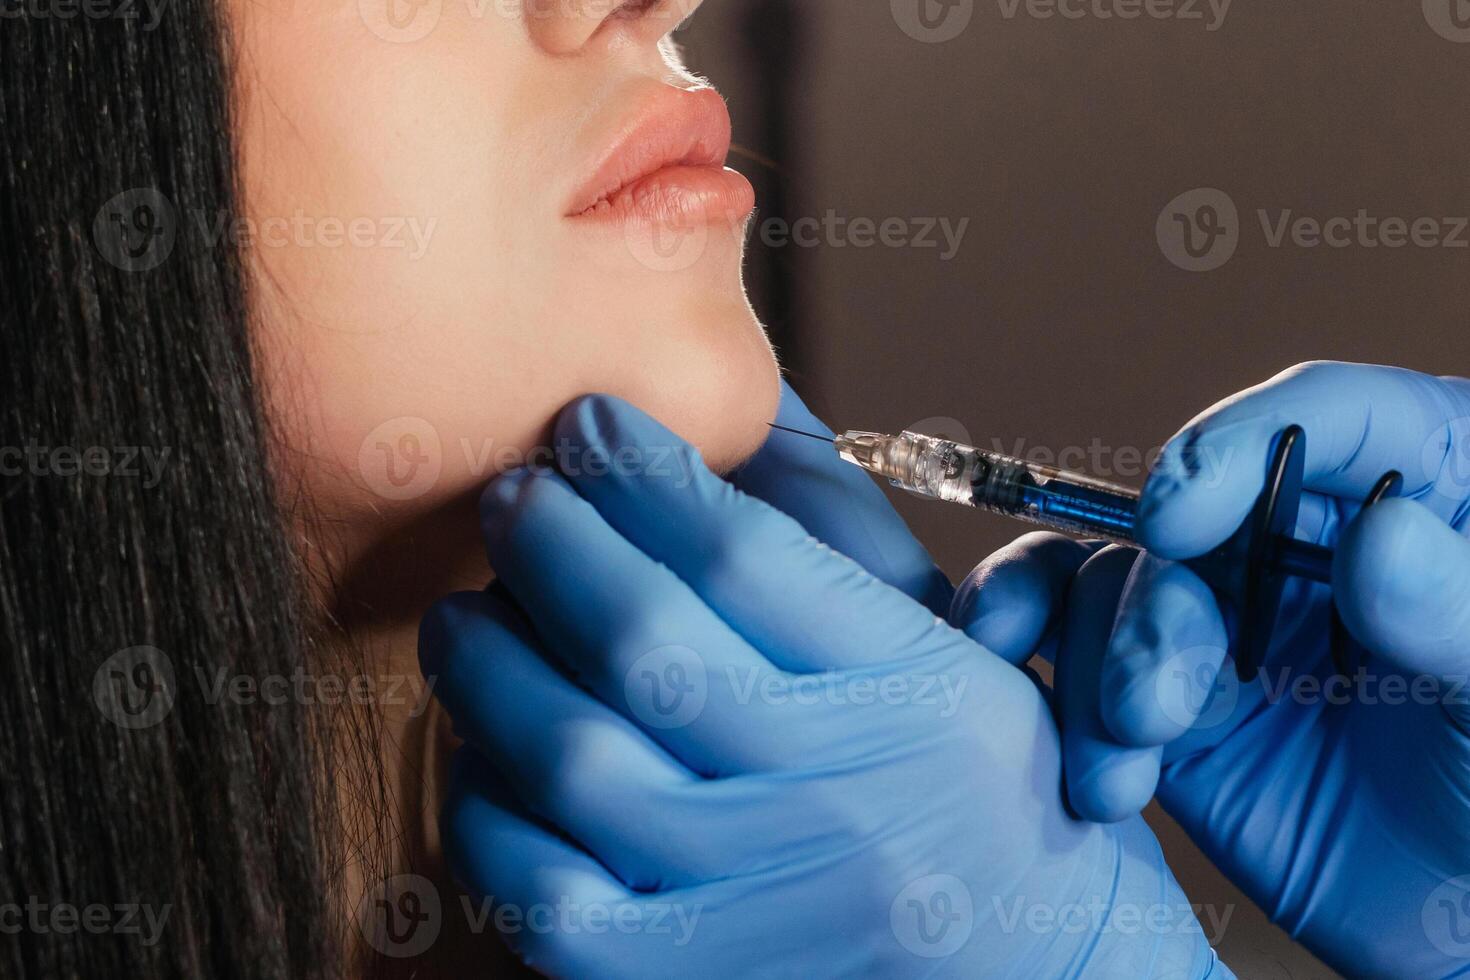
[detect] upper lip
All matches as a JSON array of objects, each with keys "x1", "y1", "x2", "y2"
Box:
[{"x1": 566, "y1": 84, "x2": 735, "y2": 217}]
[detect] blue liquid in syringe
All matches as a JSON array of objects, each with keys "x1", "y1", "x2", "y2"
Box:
[{"x1": 969, "y1": 454, "x2": 1140, "y2": 543}]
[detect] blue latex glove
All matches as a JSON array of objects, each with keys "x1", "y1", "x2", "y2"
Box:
[
  {"x1": 725, "y1": 379, "x2": 953, "y2": 618},
  {"x1": 421, "y1": 392, "x2": 1233, "y2": 978},
  {"x1": 956, "y1": 362, "x2": 1470, "y2": 978}
]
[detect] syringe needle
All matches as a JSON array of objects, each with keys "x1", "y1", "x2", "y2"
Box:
[{"x1": 767, "y1": 423, "x2": 835, "y2": 444}]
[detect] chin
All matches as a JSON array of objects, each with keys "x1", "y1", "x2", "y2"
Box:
[
  {"x1": 696, "y1": 355, "x2": 782, "y2": 473},
  {"x1": 608, "y1": 300, "x2": 781, "y2": 475}
]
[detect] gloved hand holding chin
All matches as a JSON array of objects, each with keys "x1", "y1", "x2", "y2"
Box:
[{"x1": 421, "y1": 386, "x2": 1231, "y2": 979}]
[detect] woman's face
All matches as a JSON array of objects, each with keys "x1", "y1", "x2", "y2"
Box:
[{"x1": 231, "y1": 0, "x2": 778, "y2": 569}]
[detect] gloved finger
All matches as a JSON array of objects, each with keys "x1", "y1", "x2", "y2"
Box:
[
  {"x1": 480, "y1": 468, "x2": 815, "y2": 776},
  {"x1": 728, "y1": 378, "x2": 953, "y2": 617},
  {"x1": 1054, "y1": 546, "x2": 1164, "y2": 823},
  {"x1": 423, "y1": 590, "x2": 876, "y2": 889},
  {"x1": 551, "y1": 394, "x2": 966, "y2": 674},
  {"x1": 1100, "y1": 553, "x2": 1234, "y2": 748},
  {"x1": 1334, "y1": 497, "x2": 1470, "y2": 726},
  {"x1": 949, "y1": 533, "x2": 1102, "y2": 666},
  {"x1": 1139, "y1": 362, "x2": 1470, "y2": 559},
  {"x1": 442, "y1": 750, "x2": 682, "y2": 978},
  {"x1": 422, "y1": 590, "x2": 726, "y2": 890}
]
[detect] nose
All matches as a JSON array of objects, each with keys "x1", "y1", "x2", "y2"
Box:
[{"x1": 525, "y1": 0, "x2": 703, "y2": 56}]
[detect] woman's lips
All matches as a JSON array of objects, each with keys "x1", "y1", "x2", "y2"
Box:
[
  {"x1": 576, "y1": 164, "x2": 755, "y2": 227},
  {"x1": 567, "y1": 85, "x2": 756, "y2": 228}
]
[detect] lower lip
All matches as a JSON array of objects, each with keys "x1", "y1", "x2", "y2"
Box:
[{"x1": 572, "y1": 165, "x2": 755, "y2": 228}]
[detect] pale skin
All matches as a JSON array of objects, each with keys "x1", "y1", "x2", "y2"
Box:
[{"x1": 227, "y1": 0, "x2": 779, "y2": 970}]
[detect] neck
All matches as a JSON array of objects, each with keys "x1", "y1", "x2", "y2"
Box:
[{"x1": 308, "y1": 490, "x2": 510, "y2": 975}]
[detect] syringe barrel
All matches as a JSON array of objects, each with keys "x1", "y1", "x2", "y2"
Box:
[
  {"x1": 967, "y1": 447, "x2": 1141, "y2": 542},
  {"x1": 839, "y1": 430, "x2": 1142, "y2": 543}
]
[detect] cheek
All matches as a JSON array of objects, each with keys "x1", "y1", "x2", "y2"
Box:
[
  {"x1": 236, "y1": 25, "x2": 523, "y2": 339},
  {"x1": 237, "y1": 12, "x2": 559, "y2": 510},
  {"x1": 237, "y1": 4, "x2": 780, "y2": 526}
]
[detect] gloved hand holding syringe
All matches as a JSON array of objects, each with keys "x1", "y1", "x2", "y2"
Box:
[{"x1": 770, "y1": 417, "x2": 1402, "y2": 681}]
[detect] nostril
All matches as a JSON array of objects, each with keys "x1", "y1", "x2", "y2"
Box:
[
  {"x1": 610, "y1": 0, "x2": 660, "y2": 17},
  {"x1": 532, "y1": 0, "x2": 690, "y2": 55}
]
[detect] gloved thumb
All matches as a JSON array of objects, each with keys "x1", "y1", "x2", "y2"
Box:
[
  {"x1": 730, "y1": 380, "x2": 953, "y2": 617},
  {"x1": 949, "y1": 533, "x2": 1099, "y2": 666},
  {"x1": 1334, "y1": 497, "x2": 1470, "y2": 709},
  {"x1": 1137, "y1": 415, "x2": 1283, "y2": 561}
]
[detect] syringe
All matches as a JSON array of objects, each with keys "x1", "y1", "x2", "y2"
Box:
[
  {"x1": 770, "y1": 423, "x2": 1404, "y2": 680},
  {"x1": 829, "y1": 428, "x2": 1332, "y2": 580},
  {"x1": 834, "y1": 429, "x2": 1147, "y2": 547}
]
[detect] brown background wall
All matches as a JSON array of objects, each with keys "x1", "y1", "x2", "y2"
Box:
[{"x1": 683, "y1": 2, "x2": 1470, "y2": 976}]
